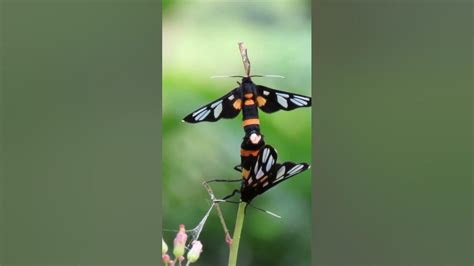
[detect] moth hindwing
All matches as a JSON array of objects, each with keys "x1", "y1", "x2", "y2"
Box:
[
  {"x1": 256, "y1": 85, "x2": 311, "y2": 113},
  {"x1": 241, "y1": 145, "x2": 310, "y2": 203}
]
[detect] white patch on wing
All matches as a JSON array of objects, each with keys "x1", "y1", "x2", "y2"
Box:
[
  {"x1": 195, "y1": 109, "x2": 211, "y2": 121},
  {"x1": 211, "y1": 100, "x2": 223, "y2": 108},
  {"x1": 276, "y1": 93, "x2": 289, "y2": 98},
  {"x1": 262, "y1": 148, "x2": 269, "y2": 163},
  {"x1": 290, "y1": 98, "x2": 307, "y2": 106},
  {"x1": 256, "y1": 169, "x2": 264, "y2": 180},
  {"x1": 254, "y1": 161, "x2": 259, "y2": 175},
  {"x1": 287, "y1": 164, "x2": 305, "y2": 176},
  {"x1": 213, "y1": 103, "x2": 222, "y2": 118},
  {"x1": 266, "y1": 156, "x2": 274, "y2": 172},
  {"x1": 294, "y1": 95, "x2": 310, "y2": 101},
  {"x1": 277, "y1": 95, "x2": 288, "y2": 108},
  {"x1": 228, "y1": 95, "x2": 235, "y2": 100},
  {"x1": 263, "y1": 90, "x2": 270, "y2": 96},
  {"x1": 276, "y1": 166, "x2": 286, "y2": 180},
  {"x1": 192, "y1": 107, "x2": 207, "y2": 117}
]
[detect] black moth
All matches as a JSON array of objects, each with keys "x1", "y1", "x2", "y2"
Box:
[
  {"x1": 184, "y1": 76, "x2": 312, "y2": 204},
  {"x1": 183, "y1": 76, "x2": 311, "y2": 124},
  {"x1": 230, "y1": 144, "x2": 310, "y2": 204}
]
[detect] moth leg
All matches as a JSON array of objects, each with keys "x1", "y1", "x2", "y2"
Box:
[
  {"x1": 222, "y1": 189, "x2": 241, "y2": 200},
  {"x1": 233, "y1": 165, "x2": 242, "y2": 172}
]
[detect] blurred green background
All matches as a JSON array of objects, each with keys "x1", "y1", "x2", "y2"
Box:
[
  {"x1": 162, "y1": 1, "x2": 312, "y2": 265},
  {"x1": 1, "y1": 1, "x2": 162, "y2": 265},
  {"x1": 313, "y1": 2, "x2": 472, "y2": 265}
]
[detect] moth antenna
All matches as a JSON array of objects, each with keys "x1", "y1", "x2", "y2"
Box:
[
  {"x1": 248, "y1": 203, "x2": 282, "y2": 219},
  {"x1": 213, "y1": 198, "x2": 282, "y2": 219},
  {"x1": 210, "y1": 75, "x2": 244, "y2": 79},
  {"x1": 203, "y1": 178, "x2": 241, "y2": 184},
  {"x1": 250, "y1": 74, "x2": 285, "y2": 79}
]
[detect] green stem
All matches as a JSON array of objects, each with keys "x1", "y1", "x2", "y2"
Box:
[{"x1": 228, "y1": 202, "x2": 247, "y2": 266}]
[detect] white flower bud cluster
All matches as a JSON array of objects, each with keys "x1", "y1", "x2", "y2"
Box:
[{"x1": 162, "y1": 224, "x2": 203, "y2": 266}]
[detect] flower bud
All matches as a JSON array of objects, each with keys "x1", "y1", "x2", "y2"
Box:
[
  {"x1": 162, "y1": 254, "x2": 170, "y2": 263},
  {"x1": 162, "y1": 238, "x2": 168, "y2": 255},
  {"x1": 186, "y1": 240, "x2": 203, "y2": 264},
  {"x1": 173, "y1": 224, "x2": 187, "y2": 258}
]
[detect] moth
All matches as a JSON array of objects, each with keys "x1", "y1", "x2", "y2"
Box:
[
  {"x1": 183, "y1": 76, "x2": 311, "y2": 136},
  {"x1": 225, "y1": 142, "x2": 310, "y2": 204},
  {"x1": 187, "y1": 74, "x2": 311, "y2": 204}
]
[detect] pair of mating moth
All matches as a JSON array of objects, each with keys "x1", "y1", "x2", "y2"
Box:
[{"x1": 183, "y1": 75, "x2": 311, "y2": 204}]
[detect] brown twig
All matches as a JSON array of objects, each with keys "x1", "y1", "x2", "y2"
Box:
[
  {"x1": 238, "y1": 42, "x2": 251, "y2": 77},
  {"x1": 202, "y1": 181, "x2": 233, "y2": 247}
]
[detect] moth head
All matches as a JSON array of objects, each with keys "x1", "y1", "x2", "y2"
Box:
[{"x1": 241, "y1": 76, "x2": 252, "y2": 84}]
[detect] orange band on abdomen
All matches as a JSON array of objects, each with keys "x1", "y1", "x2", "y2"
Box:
[
  {"x1": 244, "y1": 99, "x2": 255, "y2": 106},
  {"x1": 240, "y1": 148, "x2": 260, "y2": 157},
  {"x1": 242, "y1": 118, "x2": 260, "y2": 127}
]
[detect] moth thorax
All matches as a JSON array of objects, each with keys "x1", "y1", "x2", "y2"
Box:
[{"x1": 243, "y1": 83, "x2": 255, "y2": 94}]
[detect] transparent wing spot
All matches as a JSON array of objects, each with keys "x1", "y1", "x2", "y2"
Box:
[
  {"x1": 287, "y1": 164, "x2": 305, "y2": 176},
  {"x1": 254, "y1": 161, "x2": 259, "y2": 175},
  {"x1": 195, "y1": 109, "x2": 211, "y2": 121},
  {"x1": 276, "y1": 92, "x2": 289, "y2": 98},
  {"x1": 290, "y1": 98, "x2": 308, "y2": 106},
  {"x1": 266, "y1": 155, "x2": 274, "y2": 172},
  {"x1": 262, "y1": 147, "x2": 270, "y2": 163},
  {"x1": 210, "y1": 100, "x2": 223, "y2": 108},
  {"x1": 276, "y1": 165, "x2": 286, "y2": 180},
  {"x1": 192, "y1": 107, "x2": 207, "y2": 117},
  {"x1": 256, "y1": 168, "x2": 265, "y2": 180},
  {"x1": 294, "y1": 95, "x2": 310, "y2": 101},
  {"x1": 276, "y1": 95, "x2": 288, "y2": 108},
  {"x1": 213, "y1": 103, "x2": 223, "y2": 118}
]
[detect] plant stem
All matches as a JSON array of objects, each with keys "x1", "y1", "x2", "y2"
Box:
[
  {"x1": 202, "y1": 181, "x2": 232, "y2": 245},
  {"x1": 228, "y1": 42, "x2": 249, "y2": 266},
  {"x1": 238, "y1": 42, "x2": 251, "y2": 77},
  {"x1": 228, "y1": 202, "x2": 247, "y2": 266}
]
